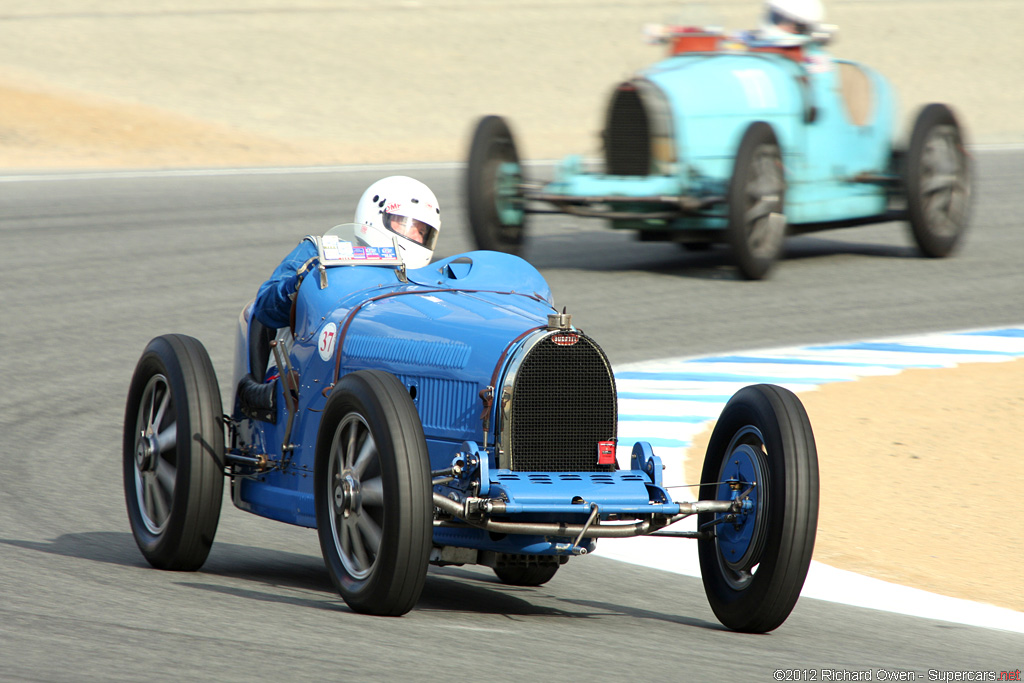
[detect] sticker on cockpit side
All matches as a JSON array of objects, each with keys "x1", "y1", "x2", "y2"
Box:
[
  {"x1": 322, "y1": 235, "x2": 353, "y2": 261},
  {"x1": 318, "y1": 322, "x2": 338, "y2": 362}
]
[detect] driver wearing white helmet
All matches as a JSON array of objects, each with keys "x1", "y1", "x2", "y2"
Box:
[
  {"x1": 743, "y1": 0, "x2": 834, "y2": 74},
  {"x1": 752, "y1": 0, "x2": 828, "y2": 45},
  {"x1": 352, "y1": 175, "x2": 440, "y2": 270},
  {"x1": 252, "y1": 175, "x2": 441, "y2": 330},
  {"x1": 764, "y1": 0, "x2": 824, "y2": 35}
]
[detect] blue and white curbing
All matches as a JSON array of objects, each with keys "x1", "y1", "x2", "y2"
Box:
[{"x1": 598, "y1": 325, "x2": 1024, "y2": 633}]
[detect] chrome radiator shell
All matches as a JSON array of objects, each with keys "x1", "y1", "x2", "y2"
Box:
[{"x1": 497, "y1": 329, "x2": 617, "y2": 472}]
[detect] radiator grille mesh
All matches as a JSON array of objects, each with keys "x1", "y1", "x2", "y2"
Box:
[
  {"x1": 507, "y1": 334, "x2": 617, "y2": 472},
  {"x1": 605, "y1": 85, "x2": 651, "y2": 176}
]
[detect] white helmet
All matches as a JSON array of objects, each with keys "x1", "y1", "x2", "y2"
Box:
[
  {"x1": 353, "y1": 176, "x2": 441, "y2": 269},
  {"x1": 762, "y1": 0, "x2": 824, "y2": 36}
]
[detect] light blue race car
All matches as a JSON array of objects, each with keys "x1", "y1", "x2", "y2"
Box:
[
  {"x1": 466, "y1": 26, "x2": 972, "y2": 279},
  {"x1": 123, "y1": 224, "x2": 819, "y2": 632}
]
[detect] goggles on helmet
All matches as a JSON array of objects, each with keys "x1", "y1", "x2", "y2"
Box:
[
  {"x1": 384, "y1": 212, "x2": 439, "y2": 250},
  {"x1": 769, "y1": 8, "x2": 811, "y2": 34}
]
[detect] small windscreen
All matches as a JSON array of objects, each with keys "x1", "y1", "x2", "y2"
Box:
[{"x1": 318, "y1": 224, "x2": 404, "y2": 266}]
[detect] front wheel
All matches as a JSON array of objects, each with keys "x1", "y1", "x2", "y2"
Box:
[
  {"x1": 466, "y1": 115, "x2": 527, "y2": 254},
  {"x1": 315, "y1": 370, "x2": 432, "y2": 616},
  {"x1": 904, "y1": 103, "x2": 972, "y2": 258},
  {"x1": 698, "y1": 384, "x2": 818, "y2": 633},
  {"x1": 726, "y1": 122, "x2": 787, "y2": 280},
  {"x1": 123, "y1": 334, "x2": 225, "y2": 571}
]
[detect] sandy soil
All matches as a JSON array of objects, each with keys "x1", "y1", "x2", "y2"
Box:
[
  {"x1": 2, "y1": 1, "x2": 1021, "y2": 615},
  {"x1": 0, "y1": 77, "x2": 344, "y2": 169},
  {"x1": 687, "y1": 358, "x2": 1024, "y2": 613},
  {"x1": 2, "y1": 1, "x2": 1021, "y2": 173}
]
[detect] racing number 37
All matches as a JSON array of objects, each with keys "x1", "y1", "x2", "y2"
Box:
[{"x1": 318, "y1": 322, "x2": 338, "y2": 361}]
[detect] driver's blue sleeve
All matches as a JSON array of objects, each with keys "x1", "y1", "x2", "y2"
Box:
[{"x1": 252, "y1": 240, "x2": 318, "y2": 329}]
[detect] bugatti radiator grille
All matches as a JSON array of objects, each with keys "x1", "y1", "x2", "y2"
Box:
[
  {"x1": 505, "y1": 332, "x2": 617, "y2": 472},
  {"x1": 605, "y1": 84, "x2": 651, "y2": 176}
]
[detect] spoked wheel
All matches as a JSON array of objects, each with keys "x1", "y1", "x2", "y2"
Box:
[
  {"x1": 123, "y1": 334, "x2": 225, "y2": 571},
  {"x1": 904, "y1": 103, "x2": 972, "y2": 258},
  {"x1": 698, "y1": 384, "x2": 818, "y2": 633},
  {"x1": 315, "y1": 370, "x2": 431, "y2": 616},
  {"x1": 492, "y1": 555, "x2": 560, "y2": 586},
  {"x1": 727, "y1": 122, "x2": 787, "y2": 280},
  {"x1": 466, "y1": 115, "x2": 527, "y2": 254}
]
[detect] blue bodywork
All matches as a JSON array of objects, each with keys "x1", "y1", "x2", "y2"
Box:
[{"x1": 227, "y1": 251, "x2": 703, "y2": 558}]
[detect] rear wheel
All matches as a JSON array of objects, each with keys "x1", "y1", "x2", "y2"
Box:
[
  {"x1": 727, "y1": 122, "x2": 787, "y2": 280},
  {"x1": 315, "y1": 370, "x2": 432, "y2": 616},
  {"x1": 698, "y1": 384, "x2": 818, "y2": 633},
  {"x1": 123, "y1": 334, "x2": 224, "y2": 571},
  {"x1": 904, "y1": 103, "x2": 971, "y2": 257},
  {"x1": 466, "y1": 115, "x2": 527, "y2": 254},
  {"x1": 492, "y1": 555, "x2": 560, "y2": 586}
]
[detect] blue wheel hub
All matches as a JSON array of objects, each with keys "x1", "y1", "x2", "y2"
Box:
[{"x1": 715, "y1": 439, "x2": 767, "y2": 579}]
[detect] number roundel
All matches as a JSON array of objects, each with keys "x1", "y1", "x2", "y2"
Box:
[{"x1": 318, "y1": 322, "x2": 338, "y2": 362}]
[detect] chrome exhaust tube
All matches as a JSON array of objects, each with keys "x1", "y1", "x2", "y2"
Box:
[{"x1": 432, "y1": 493, "x2": 736, "y2": 539}]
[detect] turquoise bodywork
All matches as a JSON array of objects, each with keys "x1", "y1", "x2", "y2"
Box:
[{"x1": 547, "y1": 46, "x2": 898, "y2": 228}]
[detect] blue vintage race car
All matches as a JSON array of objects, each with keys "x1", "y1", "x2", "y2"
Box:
[
  {"x1": 123, "y1": 224, "x2": 819, "y2": 632},
  {"x1": 466, "y1": 25, "x2": 972, "y2": 279}
]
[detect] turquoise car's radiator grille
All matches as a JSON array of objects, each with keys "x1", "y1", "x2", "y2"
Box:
[
  {"x1": 508, "y1": 334, "x2": 617, "y2": 472},
  {"x1": 605, "y1": 84, "x2": 651, "y2": 176}
]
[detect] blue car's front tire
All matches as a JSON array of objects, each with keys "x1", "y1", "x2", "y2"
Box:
[
  {"x1": 697, "y1": 384, "x2": 818, "y2": 633},
  {"x1": 315, "y1": 370, "x2": 432, "y2": 616}
]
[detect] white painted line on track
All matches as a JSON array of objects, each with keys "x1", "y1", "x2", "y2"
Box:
[
  {"x1": 2, "y1": 144, "x2": 1017, "y2": 182},
  {"x1": 0, "y1": 161, "x2": 464, "y2": 183},
  {"x1": 601, "y1": 324, "x2": 1024, "y2": 634}
]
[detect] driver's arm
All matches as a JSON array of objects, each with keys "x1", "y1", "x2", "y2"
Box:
[{"x1": 253, "y1": 241, "x2": 318, "y2": 329}]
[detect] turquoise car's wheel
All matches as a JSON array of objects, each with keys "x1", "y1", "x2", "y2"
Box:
[
  {"x1": 123, "y1": 334, "x2": 224, "y2": 571},
  {"x1": 727, "y1": 122, "x2": 786, "y2": 280},
  {"x1": 698, "y1": 384, "x2": 818, "y2": 633},
  {"x1": 905, "y1": 103, "x2": 972, "y2": 258},
  {"x1": 466, "y1": 115, "x2": 527, "y2": 254},
  {"x1": 315, "y1": 370, "x2": 431, "y2": 616}
]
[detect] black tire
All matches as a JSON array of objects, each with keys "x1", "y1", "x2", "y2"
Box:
[
  {"x1": 726, "y1": 122, "x2": 787, "y2": 280},
  {"x1": 697, "y1": 384, "x2": 818, "y2": 633},
  {"x1": 492, "y1": 557, "x2": 560, "y2": 587},
  {"x1": 466, "y1": 115, "x2": 527, "y2": 254},
  {"x1": 315, "y1": 370, "x2": 432, "y2": 616},
  {"x1": 904, "y1": 103, "x2": 972, "y2": 258},
  {"x1": 123, "y1": 334, "x2": 225, "y2": 571}
]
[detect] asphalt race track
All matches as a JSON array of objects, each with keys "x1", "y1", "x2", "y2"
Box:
[{"x1": 1, "y1": 150, "x2": 1022, "y2": 680}]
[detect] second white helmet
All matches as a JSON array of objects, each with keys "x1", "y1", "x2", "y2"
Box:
[
  {"x1": 353, "y1": 176, "x2": 441, "y2": 269},
  {"x1": 763, "y1": 0, "x2": 824, "y2": 35}
]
